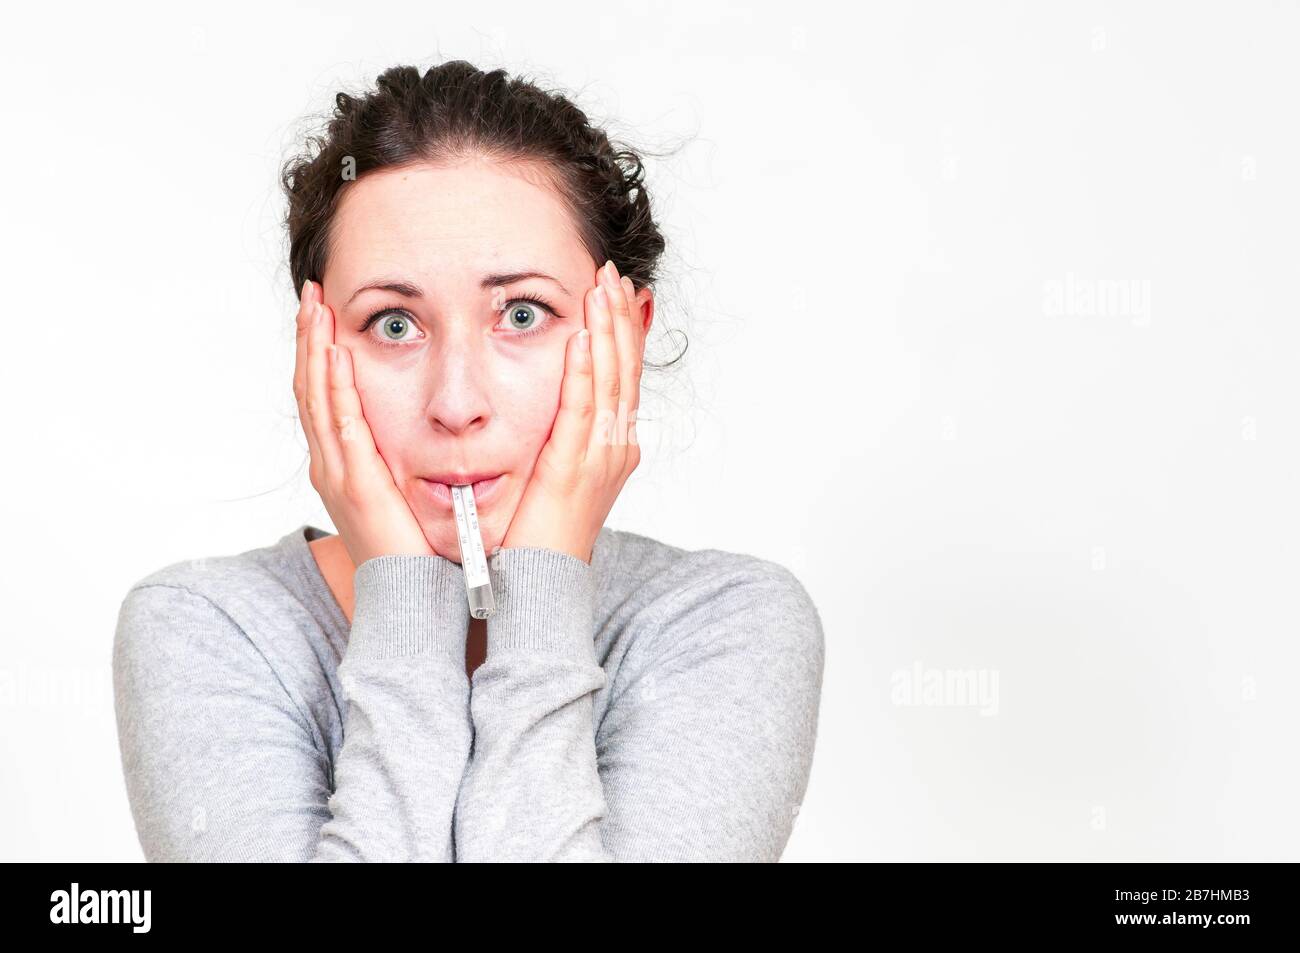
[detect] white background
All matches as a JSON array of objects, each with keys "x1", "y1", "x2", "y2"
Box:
[{"x1": 1, "y1": 1, "x2": 1297, "y2": 861}]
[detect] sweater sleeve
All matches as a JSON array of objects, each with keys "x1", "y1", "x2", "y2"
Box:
[
  {"x1": 111, "y1": 554, "x2": 472, "y2": 862},
  {"x1": 453, "y1": 546, "x2": 609, "y2": 861},
  {"x1": 452, "y1": 548, "x2": 826, "y2": 862}
]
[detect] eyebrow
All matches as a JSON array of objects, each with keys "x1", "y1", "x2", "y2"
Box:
[{"x1": 345, "y1": 271, "x2": 573, "y2": 307}]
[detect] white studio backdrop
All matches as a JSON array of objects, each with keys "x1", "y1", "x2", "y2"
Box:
[{"x1": 1, "y1": 1, "x2": 1297, "y2": 861}]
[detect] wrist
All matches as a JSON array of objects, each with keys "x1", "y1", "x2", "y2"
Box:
[{"x1": 499, "y1": 532, "x2": 593, "y2": 565}]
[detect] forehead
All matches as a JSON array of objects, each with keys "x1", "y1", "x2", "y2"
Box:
[{"x1": 328, "y1": 159, "x2": 591, "y2": 286}]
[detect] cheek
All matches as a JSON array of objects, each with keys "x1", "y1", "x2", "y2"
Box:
[
  {"x1": 495, "y1": 348, "x2": 567, "y2": 455},
  {"x1": 352, "y1": 365, "x2": 417, "y2": 473},
  {"x1": 348, "y1": 339, "x2": 572, "y2": 482}
]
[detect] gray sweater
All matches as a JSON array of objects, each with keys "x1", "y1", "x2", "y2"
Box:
[{"x1": 111, "y1": 523, "x2": 825, "y2": 862}]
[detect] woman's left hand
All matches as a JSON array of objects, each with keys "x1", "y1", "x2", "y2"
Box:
[{"x1": 500, "y1": 259, "x2": 646, "y2": 563}]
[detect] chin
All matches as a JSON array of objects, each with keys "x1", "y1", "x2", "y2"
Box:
[{"x1": 415, "y1": 511, "x2": 505, "y2": 564}]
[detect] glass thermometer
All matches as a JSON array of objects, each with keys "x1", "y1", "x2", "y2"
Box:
[{"x1": 451, "y1": 482, "x2": 495, "y2": 619}]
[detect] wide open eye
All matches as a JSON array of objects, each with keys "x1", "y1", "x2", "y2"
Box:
[
  {"x1": 498, "y1": 295, "x2": 559, "y2": 338},
  {"x1": 378, "y1": 312, "x2": 415, "y2": 342},
  {"x1": 360, "y1": 308, "x2": 422, "y2": 346}
]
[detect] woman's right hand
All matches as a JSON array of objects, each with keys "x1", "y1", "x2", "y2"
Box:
[{"x1": 293, "y1": 280, "x2": 441, "y2": 567}]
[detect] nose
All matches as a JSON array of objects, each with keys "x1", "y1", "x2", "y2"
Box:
[{"x1": 422, "y1": 323, "x2": 492, "y2": 437}]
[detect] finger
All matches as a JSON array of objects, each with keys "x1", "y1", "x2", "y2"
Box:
[
  {"x1": 619, "y1": 275, "x2": 646, "y2": 454},
  {"x1": 548, "y1": 326, "x2": 595, "y2": 461},
  {"x1": 621, "y1": 275, "x2": 647, "y2": 358},
  {"x1": 306, "y1": 299, "x2": 343, "y2": 477},
  {"x1": 293, "y1": 280, "x2": 317, "y2": 409},
  {"x1": 602, "y1": 265, "x2": 638, "y2": 459},
  {"x1": 327, "y1": 342, "x2": 384, "y2": 477},
  {"x1": 589, "y1": 271, "x2": 622, "y2": 453},
  {"x1": 621, "y1": 276, "x2": 646, "y2": 448},
  {"x1": 294, "y1": 281, "x2": 327, "y2": 472}
]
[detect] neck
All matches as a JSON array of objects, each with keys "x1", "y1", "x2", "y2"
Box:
[{"x1": 309, "y1": 534, "x2": 357, "y2": 622}]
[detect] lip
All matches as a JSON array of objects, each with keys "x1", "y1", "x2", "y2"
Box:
[{"x1": 418, "y1": 473, "x2": 505, "y2": 509}]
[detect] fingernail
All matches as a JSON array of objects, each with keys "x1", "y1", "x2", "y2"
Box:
[
  {"x1": 604, "y1": 260, "x2": 616, "y2": 281},
  {"x1": 302, "y1": 279, "x2": 312, "y2": 300},
  {"x1": 579, "y1": 329, "x2": 590, "y2": 352},
  {"x1": 314, "y1": 303, "x2": 324, "y2": 325},
  {"x1": 328, "y1": 345, "x2": 338, "y2": 366},
  {"x1": 594, "y1": 285, "x2": 606, "y2": 306}
]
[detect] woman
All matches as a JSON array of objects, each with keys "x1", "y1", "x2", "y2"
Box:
[{"x1": 112, "y1": 61, "x2": 825, "y2": 862}]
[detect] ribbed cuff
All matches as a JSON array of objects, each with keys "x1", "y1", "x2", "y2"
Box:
[
  {"x1": 485, "y1": 547, "x2": 597, "y2": 661},
  {"x1": 346, "y1": 555, "x2": 471, "y2": 662}
]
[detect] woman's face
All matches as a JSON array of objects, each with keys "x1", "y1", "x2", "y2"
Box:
[{"x1": 321, "y1": 157, "x2": 648, "y2": 562}]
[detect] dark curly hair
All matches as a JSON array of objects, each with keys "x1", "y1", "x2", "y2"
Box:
[{"x1": 279, "y1": 60, "x2": 685, "y2": 368}]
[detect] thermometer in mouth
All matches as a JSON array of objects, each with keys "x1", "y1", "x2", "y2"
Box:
[{"x1": 451, "y1": 483, "x2": 495, "y2": 619}]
